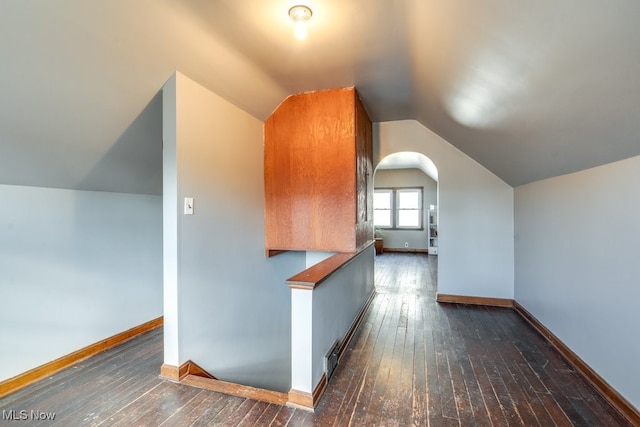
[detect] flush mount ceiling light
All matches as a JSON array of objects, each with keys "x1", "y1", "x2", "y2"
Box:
[{"x1": 289, "y1": 5, "x2": 312, "y2": 40}]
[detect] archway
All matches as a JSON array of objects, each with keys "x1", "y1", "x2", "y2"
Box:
[{"x1": 373, "y1": 151, "x2": 439, "y2": 287}]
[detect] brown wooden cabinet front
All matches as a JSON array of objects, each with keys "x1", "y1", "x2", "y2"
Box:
[{"x1": 265, "y1": 87, "x2": 372, "y2": 253}]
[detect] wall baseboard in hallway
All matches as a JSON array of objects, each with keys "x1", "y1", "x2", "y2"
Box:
[
  {"x1": 161, "y1": 359, "x2": 287, "y2": 405},
  {"x1": 0, "y1": 316, "x2": 163, "y2": 399},
  {"x1": 436, "y1": 293, "x2": 514, "y2": 308},
  {"x1": 514, "y1": 302, "x2": 640, "y2": 426},
  {"x1": 383, "y1": 248, "x2": 429, "y2": 254},
  {"x1": 436, "y1": 292, "x2": 639, "y2": 425}
]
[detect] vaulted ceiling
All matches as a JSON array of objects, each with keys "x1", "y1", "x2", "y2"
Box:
[{"x1": 2, "y1": 0, "x2": 639, "y2": 194}]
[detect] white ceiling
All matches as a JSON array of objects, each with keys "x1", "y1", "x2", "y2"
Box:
[{"x1": 1, "y1": 0, "x2": 639, "y2": 194}]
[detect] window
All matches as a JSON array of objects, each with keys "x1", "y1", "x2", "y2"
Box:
[
  {"x1": 374, "y1": 187, "x2": 423, "y2": 229},
  {"x1": 397, "y1": 189, "x2": 421, "y2": 227},
  {"x1": 373, "y1": 189, "x2": 392, "y2": 227}
]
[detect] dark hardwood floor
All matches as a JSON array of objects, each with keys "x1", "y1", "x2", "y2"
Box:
[{"x1": 0, "y1": 253, "x2": 630, "y2": 426}]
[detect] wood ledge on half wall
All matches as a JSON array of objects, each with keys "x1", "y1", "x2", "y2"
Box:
[{"x1": 286, "y1": 240, "x2": 374, "y2": 290}]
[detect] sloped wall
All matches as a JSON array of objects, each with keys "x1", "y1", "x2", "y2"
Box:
[
  {"x1": 515, "y1": 154, "x2": 640, "y2": 410},
  {"x1": 376, "y1": 120, "x2": 514, "y2": 299},
  {"x1": 0, "y1": 184, "x2": 162, "y2": 381}
]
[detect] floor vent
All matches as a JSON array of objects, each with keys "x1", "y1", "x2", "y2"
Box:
[{"x1": 324, "y1": 340, "x2": 340, "y2": 380}]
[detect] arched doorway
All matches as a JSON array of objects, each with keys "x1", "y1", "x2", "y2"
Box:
[{"x1": 373, "y1": 151, "x2": 439, "y2": 287}]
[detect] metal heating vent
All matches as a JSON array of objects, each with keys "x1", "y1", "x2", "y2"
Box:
[{"x1": 324, "y1": 340, "x2": 340, "y2": 380}]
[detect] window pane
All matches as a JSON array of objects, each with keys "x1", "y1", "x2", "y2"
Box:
[
  {"x1": 398, "y1": 191, "x2": 419, "y2": 209},
  {"x1": 398, "y1": 210, "x2": 420, "y2": 227},
  {"x1": 373, "y1": 191, "x2": 391, "y2": 209},
  {"x1": 374, "y1": 210, "x2": 391, "y2": 227}
]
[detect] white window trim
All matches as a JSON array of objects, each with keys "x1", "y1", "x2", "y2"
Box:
[
  {"x1": 396, "y1": 188, "x2": 423, "y2": 229},
  {"x1": 373, "y1": 188, "x2": 393, "y2": 228},
  {"x1": 374, "y1": 187, "x2": 424, "y2": 230}
]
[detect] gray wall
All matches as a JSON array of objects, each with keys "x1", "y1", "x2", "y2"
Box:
[
  {"x1": 163, "y1": 72, "x2": 306, "y2": 392},
  {"x1": 311, "y1": 245, "x2": 375, "y2": 387},
  {"x1": 373, "y1": 168, "x2": 437, "y2": 251},
  {"x1": 376, "y1": 120, "x2": 514, "y2": 299},
  {"x1": 290, "y1": 246, "x2": 375, "y2": 393},
  {"x1": 514, "y1": 154, "x2": 640, "y2": 409},
  {"x1": 0, "y1": 184, "x2": 162, "y2": 381}
]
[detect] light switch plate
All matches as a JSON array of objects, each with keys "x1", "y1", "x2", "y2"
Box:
[{"x1": 184, "y1": 197, "x2": 194, "y2": 215}]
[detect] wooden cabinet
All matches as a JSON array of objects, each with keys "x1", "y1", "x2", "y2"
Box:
[{"x1": 265, "y1": 87, "x2": 373, "y2": 253}]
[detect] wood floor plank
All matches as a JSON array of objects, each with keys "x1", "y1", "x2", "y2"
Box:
[
  {"x1": 411, "y1": 293, "x2": 428, "y2": 427},
  {"x1": 348, "y1": 295, "x2": 398, "y2": 425},
  {"x1": 486, "y1": 308, "x2": 567, "y2": 427},
  {"x1": 189, "y1": 394, "x2": 246, "y2": 426},
  {"x1": 285, "y1": 408, "x2": 311, "y2": 426},
  {"x1": 431, "y1": 306, "x2": 460, "y2": 423},
  {"x1": 268, "y1": 405, "x2": 295, "y2": 426},
  {"x1": 116, "y1": 382, "x2": 202, "y2": 427},
  {"x1": 508, "y1": 322, "x2": 598, "y2": 425},
  {"x1": 441, "y1": 305, "x2": 476, "y2": 424},
  {"x1": 0, "y1": 253, "x2": 631, "y2": 426},
  {"x1": 359, "y1": 291, "x2": 404, "y2": 426},
  {"x1": 332, "y1": 295, "x2": 390, "y2": 426},
  {"x1": 445, "y1": 306, "x2": 493, "y2": 427},
  {"x1": 222, "y1": 398, "x2": 264, "y2": 426},
  {"x1": 234, "y1": 400, "x2": 269, "y2": 426},
  {"x1": 250, "y1": 403, "x2": 282, "y2": 426},
  {"x1": 464, "y1": 306, "x2": 522, "y2": 427},
  {"x1": 44, "y1": 341, "x2": 163, "y2": 425},
  {"x1": 394, "y1": 295, "x2": 415, "y2": 425},
  {"x1": 3, "y1": 329, "x2": 162, "y2": 411},
  {"x1": 158, "y1": 390, "x2": 225, "y2": 427}
]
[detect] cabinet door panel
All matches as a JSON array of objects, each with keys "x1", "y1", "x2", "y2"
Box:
[{"x1": 265, "y1": 88, "x2": 370, "y2": 252}]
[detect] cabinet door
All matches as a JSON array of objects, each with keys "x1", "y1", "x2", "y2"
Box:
[
  {"x1": 355, "y1": 94, "x2": 373, "y2": 248},
  {"x1": 265, "y1": 87, "x2": 360, "y2": 252},
  {"x1": 355, "y1": 96, "x2": 372, "y2": 224}
]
